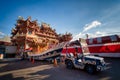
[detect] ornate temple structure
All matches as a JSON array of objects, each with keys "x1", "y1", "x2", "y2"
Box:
[{"x1": 11, "y1": 17, "x2": 59, "y2": 54}]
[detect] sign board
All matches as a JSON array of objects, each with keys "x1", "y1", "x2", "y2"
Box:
[{"x1": 5, "y1": 46, "x2": 17, "y2": 54}]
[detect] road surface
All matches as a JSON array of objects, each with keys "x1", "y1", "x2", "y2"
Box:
[{"x1": 0, "y1": 58, "x2": 120, "y2": 80}]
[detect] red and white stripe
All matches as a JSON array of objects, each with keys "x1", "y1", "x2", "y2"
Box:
[{"x1": 62, "y1": 35, "x2": 120, "y2": 57}]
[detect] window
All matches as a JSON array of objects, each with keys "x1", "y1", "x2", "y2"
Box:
[
  {"x1": 97, "y1": 37, "x2": 102, "y2": 43},
  {"x1": 89, "y1": 39, "x2": 93, "y2": 44},
  {"x1": 110, "y1": 35, "x2": 117, "y2": 41}
]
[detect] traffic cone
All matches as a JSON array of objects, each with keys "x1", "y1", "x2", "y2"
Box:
[{"x1": 54, "y1": 58, "x2": 58, "y2": 67}]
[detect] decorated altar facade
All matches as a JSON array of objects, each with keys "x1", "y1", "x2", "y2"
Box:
[{"x1": 11, "y1": 17, "x2": 59, "y2": 54}]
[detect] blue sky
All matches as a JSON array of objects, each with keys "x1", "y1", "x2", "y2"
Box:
[{"x1": 0, "y1": 0, "x2": 120, "y2": 39}]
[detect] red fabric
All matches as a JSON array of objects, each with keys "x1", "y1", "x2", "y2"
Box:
[{"x1": 62, "y1": 44, "x2": 120, "y2": 54}]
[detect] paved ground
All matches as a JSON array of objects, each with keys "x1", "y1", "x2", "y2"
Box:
[{"x1": 0, "y1": 58, "x2": 120, "y2": 80}]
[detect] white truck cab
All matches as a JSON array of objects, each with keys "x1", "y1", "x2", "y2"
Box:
[{"x1": 65, "y1": 38, "x2": 106, "y2": 74}]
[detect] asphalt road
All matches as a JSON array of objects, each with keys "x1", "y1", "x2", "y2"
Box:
[{"x1": 0, "y1": 58, "x2": 120, "y2": 80}]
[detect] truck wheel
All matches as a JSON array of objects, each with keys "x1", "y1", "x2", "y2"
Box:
[
  {"x1": 66, "y1": 60, "x2": 74, "y2": 69},
  {"x1": 86, "y1": 65, "x2": 95, "y2": 74}
]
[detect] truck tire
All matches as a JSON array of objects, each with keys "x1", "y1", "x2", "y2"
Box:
[
  {"x1": 85, "y1": 65, "x2": 95, "y2": 74},
  {"x1": 66, "y1": 60, "x2": 74, "y2": 69}
]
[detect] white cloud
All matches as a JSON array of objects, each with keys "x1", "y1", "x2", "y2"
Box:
[
  {"x1": 0, "y1": 32, "x2": 5, "y2": 36},
  {"x1": 71, "y1": 33, "x2": 86, "y2": 41},
  {"x1": 83, "y1": 21, "x2": 101, "y2": 32},
  {"x1": 71, "y1": 20, "x2": 102, "y2": 41},
  {"x1": 96, "y1": 31, "x2": 106, "y2": 35}
]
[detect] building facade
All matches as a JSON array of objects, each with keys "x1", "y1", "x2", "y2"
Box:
[{"x1": 11, "y1": 17, "x2": 59, "y2": 54}]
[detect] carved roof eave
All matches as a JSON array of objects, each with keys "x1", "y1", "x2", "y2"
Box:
[
  {"x1": 17, "y1": 19, "x2": 25, "y2": 25},
  {"x1": 28, "y1": 25, "x2": 35, "y2": 29},
  {"x1": 26, "y1": 21, "x2": 39, "y2": 29},
  {"x1": 36, "y1": 33, "x2": 58, "y2": 39},
  {"x1": 40, "y1": 29, "x2": 57, "y2": 35},
  {"x1": 11, "y1": 28, "x2": 16, "y2": 32},
  {"x1": 11, "y1": 28, "x2": 18, "y2": 35}
]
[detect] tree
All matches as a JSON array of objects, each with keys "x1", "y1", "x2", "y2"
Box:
[{"x1": 58, "y1": 32, "x2": 72, "y2": 43}]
